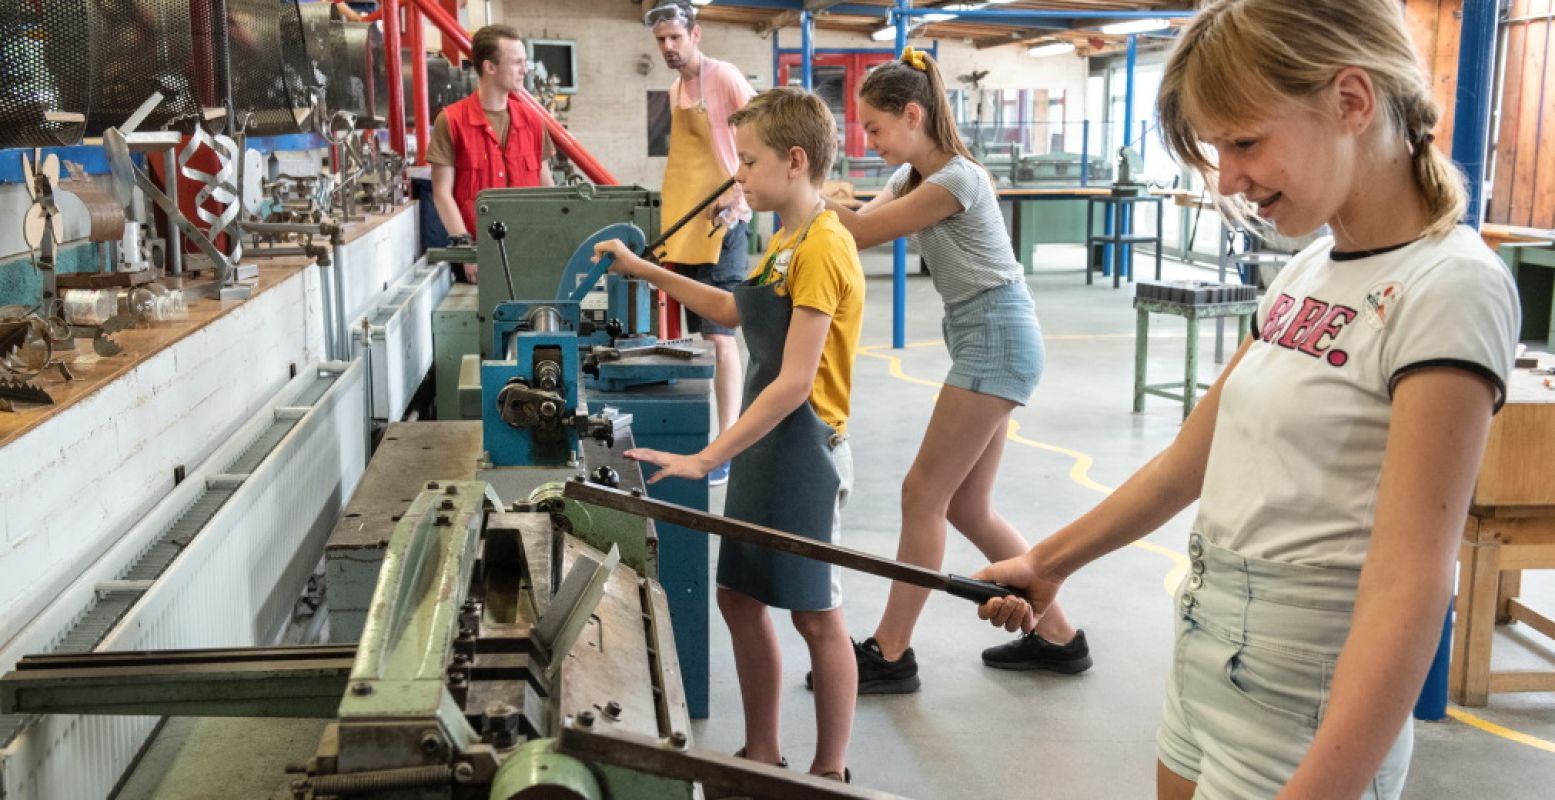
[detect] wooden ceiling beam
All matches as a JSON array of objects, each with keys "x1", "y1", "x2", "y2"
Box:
[{"x1": 755, "y1": 10, "x2": 803, "y2": 35}]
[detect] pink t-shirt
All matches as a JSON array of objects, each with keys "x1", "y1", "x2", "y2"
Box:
[{"x1": 671, "y1": 56, "x2": 755, "y2": 221}]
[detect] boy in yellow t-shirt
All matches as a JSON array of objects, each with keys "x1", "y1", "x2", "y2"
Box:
[{"x1": 593, "y1": 86, "x2": 864, "y2": 782}]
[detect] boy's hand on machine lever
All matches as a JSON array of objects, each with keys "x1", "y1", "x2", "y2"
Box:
[
  {"x1": 593, "y1": 239, "x2": 646, "y2": 277},
  {"x1": 624, "y1": 448, "x2": 714, "y2": 484},
  {"x1": 973, "y1": 554, "x2": 1065, "y2": 634}
]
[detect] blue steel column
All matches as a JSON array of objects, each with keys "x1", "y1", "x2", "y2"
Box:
[
  {"x1": 1123, "y1": 35, "x2": 1137, "y2": 163},
  {"x1": 1120, "y1": 34, "x2": 1138, "y2": 278},
  {"x1": 772, "y1": 30, "x2": 782, "y2": 238},
  {"x1": 1450, "y1": 0, "x2": 1498, "y2": 227},
  {"x1": 892, "y1": 0, "x2": 909, "y2": 348},
  {"x1": 1416, "y1": 0, "x2": 1499, "y2": 723},
  {"x1": 801, "y1": 10, "x2": 814, "y2": 89},
  {"x1": 1081, "y1": 119, "x2": 1090, "y2": 187}
]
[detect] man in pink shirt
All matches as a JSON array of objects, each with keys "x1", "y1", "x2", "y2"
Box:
[{"x1": 645, "y1": 0, "x2": 756, "y2": 486}]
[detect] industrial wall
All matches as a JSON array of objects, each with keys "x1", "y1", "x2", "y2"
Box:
[{"x1": 496, "y1": 0, "x2": 1088, "y2": 191}]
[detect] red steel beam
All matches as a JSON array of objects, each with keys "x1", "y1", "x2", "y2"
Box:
[
  {"x1": 382, "y1": 0, "x2": 407, "y2": 156},
  {"x1": 407, "y1": 3, "x2": 430, "y2": 165},
  {"x1": 406, "y1": 0, "x2": 618, "y2": 184},
  {"x1": 440, "y1": 0, "x2": 461, "y2": 63}
]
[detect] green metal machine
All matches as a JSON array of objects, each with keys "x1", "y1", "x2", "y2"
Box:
[
  {"x1": 426, "y1": 184, "x2": 715, "y2": 720},
  {"x1": 0, "y1": 476, "x2": 893, "y2": 800},
  {"x1": 429, "y1": 185, "x2": 662, "y2": 359}
]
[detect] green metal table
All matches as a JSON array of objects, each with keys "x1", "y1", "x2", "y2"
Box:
[{"x1": 1133, "y1": 296, "x2": 1258, "y2": 420}]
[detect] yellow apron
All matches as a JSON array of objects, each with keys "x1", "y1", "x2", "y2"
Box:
[{"x1": 661, "y1": 61, "x2": 730, "y2": 265}]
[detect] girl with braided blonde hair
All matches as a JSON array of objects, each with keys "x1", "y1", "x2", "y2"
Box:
[
  {"x1": 976, "y1": 0, "x2": 1518, "y2": 797},
  {"x1": 818, "y1": 46, "x2": 1093, "y2": 695}
]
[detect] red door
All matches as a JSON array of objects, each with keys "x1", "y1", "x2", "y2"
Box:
[{"x1": 778, "y1": 53, "x2": 894, "y2": 161}]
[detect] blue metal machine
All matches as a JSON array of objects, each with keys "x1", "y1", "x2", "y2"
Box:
[
  {"x1": 481, "y1": 222, "x2": 640, "y2": 467},
  {"x1": 476, "y1": 221, "x2": 716, "y2": 718},
  {"x1": 480, "y1": 222, "x2": 712, "y2": 467}
]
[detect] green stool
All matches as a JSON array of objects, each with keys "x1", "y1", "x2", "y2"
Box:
[{"x1": 1134, "y1": 296, "x2": 1257, "y2": 419}]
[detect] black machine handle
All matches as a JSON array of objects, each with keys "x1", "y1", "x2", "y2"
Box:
[
  {"x1": 943, "y1": 574, "x2": 1019, "y2": 605},
  {"x1": 487, "y1": 220, "x2": 518, "y2": 303},
  {"x1": 645, "y1": 177, "x2": 738, "y2": 263}
]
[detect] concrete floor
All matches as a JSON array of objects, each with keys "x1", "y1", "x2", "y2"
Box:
[{"x1": 688, "y1": 244, "x2": 1555, "y2": 798}]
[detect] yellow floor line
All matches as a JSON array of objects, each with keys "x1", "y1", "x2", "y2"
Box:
[
  {"x1": 1003, "y1": 420, "x2": 1189, "y2": 596},
  {"x1": 857, "y1": 345, "x2": 1189, "y2": 595},
  {"x1": 858, "y1": 339, "x2": 1555, "y2": 755},
  {"x1": 893, "y1": 333, "x2": 1186, "y2": 349},
  {"x1": 1446, "y1": 709, "x2": 1555, "y2": 754}
]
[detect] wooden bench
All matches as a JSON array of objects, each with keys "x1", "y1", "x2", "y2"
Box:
[{"x1": 1449, "y1": 355, "x2": 1555, "y2": 706}]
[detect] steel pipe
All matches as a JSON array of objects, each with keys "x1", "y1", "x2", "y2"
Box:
[{"x1": 383, "y1": 0, "x2": 407, "y2": 155}]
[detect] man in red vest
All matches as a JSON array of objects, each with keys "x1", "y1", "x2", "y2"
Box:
[{"x1": 427, "y1": 25, "x2": 553, "y2": 283}]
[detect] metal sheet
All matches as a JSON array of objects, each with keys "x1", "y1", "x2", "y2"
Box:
[
  {"x1": 553, "y1": 541, "x2": 661, "y2": 739},
  {"x1": 327, "y1": 422, "x2": 483, "y2": 551},
  {"x1": 0, "y1": 0, "x2": 94, "y2": 147},
  {"x1": 227, "y1": 0, "x2": 313, "y2": 136},
  {"x1": 86, "y1": 0, "x2": 208, "y2": 136}
]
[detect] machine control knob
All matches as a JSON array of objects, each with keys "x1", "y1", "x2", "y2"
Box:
[
  {"x1": 487, "y1": 220, "x2": 508, "y2": 241},
  {"x1": 591, "y1": 466, "x2": 621, "y2": 488},
  {"x1": 604, "y1": 318, "x2": 625, "y2": 339}
]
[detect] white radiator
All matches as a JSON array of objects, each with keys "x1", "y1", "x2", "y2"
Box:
[
  {"x1": 365, "y1": 260, "x2": 452, "y2": 421},
  {"x1": 336, "y1": 205, "x2": 421, "y2": 329},
  {"x1": 0, "y1": 359, "x2": 369, "y2": 800}
]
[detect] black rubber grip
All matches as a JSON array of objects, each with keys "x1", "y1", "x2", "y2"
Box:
[{"x1": 944, "y1": 574, "x2": 1018, "y2": 604}]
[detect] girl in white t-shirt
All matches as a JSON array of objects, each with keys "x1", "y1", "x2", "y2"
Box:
[{"x1": 977, "y1": 1, "x2": 1518, "y2": 798}]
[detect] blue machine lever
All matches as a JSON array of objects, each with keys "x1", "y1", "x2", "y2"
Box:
[{"x1": 559, "y1": 223, "x2": 648, "y2": 304}]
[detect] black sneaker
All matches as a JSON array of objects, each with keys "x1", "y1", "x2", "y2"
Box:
[
  {"x1": 981, "y1": 630, "x2": 1093, "y2": 673},
  {"x1": 734, "y1": 747, "x2": 787, "y2": 768},
  {"x1": 805, "y1": 637, "x2": 921, "y2": 694}
]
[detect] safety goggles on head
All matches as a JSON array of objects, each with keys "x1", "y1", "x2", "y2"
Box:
[{"x1": 643, "y1": 2, "x2": 695, "y2": 29}]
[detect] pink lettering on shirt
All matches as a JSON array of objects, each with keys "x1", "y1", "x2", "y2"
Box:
[
  {"x1": 1261, "y1": 294, "x2": 1297, "y2": 342},
  {"x1": 1260, "y1": 293, "x2": 1359, "y2": 368}
]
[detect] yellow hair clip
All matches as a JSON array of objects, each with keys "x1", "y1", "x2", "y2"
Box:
[{"x1": 901, "y1": 46, "x2": 928, "y2": 72}]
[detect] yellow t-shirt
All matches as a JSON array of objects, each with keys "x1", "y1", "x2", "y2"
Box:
[{"x1": 748, "y1": 210, "x2": 864, "y2": 436}]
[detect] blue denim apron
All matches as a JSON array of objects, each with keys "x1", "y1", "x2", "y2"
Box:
[{"x1": 717, "y1": 215, "x2": 844, "y2": 610}]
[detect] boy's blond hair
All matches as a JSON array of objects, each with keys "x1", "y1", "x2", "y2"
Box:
[
  {"x1": 728, "y1": 87, "x2": 837, "y2": 186},
  {"x1": 1158, "y1": 0, "x2": 1466, "y2": 236}
]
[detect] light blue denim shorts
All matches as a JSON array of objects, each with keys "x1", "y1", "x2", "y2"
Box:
[
  {"x1": 940, "y1": 281, "x2": 1044, "y2": 405},
  {"x1": 1158, "y1": 533, "x2": 1413, "y2": 799}
]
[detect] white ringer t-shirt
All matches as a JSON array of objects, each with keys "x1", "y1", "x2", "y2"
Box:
[
  {"x1": 1196, "y1": 225, "x2": 1520, "y2": 570},
  {"x1": 887, "y1": 156, "x2": 1020, "y2": 305}
]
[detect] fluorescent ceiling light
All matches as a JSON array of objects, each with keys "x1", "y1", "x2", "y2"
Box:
[
  {"x1": 1100, "y1": 18, "x2": 1171, "y2": 35},
  {"x1": 1027, "y1": 42, "x2": 1076, "y2": 58},
  {"x1": 870, "y1": 26, "x2": 899, "y2": 41},
  {"x1": 689, "y1": 0, "x2": 712, "y2": 6},
  {"x1": 922, "y1": 13, "x2": 957, "y2": 23},
  {"x1": 986, "y1": 0, "x2": 1019, "y2": 4}
]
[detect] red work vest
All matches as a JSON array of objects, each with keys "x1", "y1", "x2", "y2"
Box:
[{"x1": 445, "y1": 92, "x2": 545, "y2": 236}]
